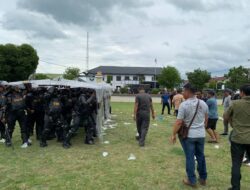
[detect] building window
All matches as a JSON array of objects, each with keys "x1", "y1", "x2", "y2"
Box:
[
  {"x1": 133, "y1": 76, "x2": 138, "y2": 81},
  {"x1": 125, "y1": 76, "x2": 130, "y2": 81},
  {"x1": 116, "y1": 76, "x2": 121, "y2": 81}
]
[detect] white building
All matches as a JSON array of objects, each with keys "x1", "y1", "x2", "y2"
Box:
[{"x1": 88, "y1": 66, "x2": 162, "y2": 90}]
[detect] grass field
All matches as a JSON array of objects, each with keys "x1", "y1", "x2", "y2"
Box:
[{"x1": 0, "y1": 102, "x2": 249, "y2": 190}]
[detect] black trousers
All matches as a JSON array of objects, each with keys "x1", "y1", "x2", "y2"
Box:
[
  {"x1": 136, "y1": 113, "x2": 150, "y2": 145},
  {"x1": 41, "y1": 114, "x2": 67, "y2": 144},
  {"x1": 162, "y1": 102, "x2": 170, "y2": 114},
  {"x1": 7, "y1": 110, "x2": 28, "y2": 143},
  {"x1": 0, "y1": 121, "x2": 5, "y2": 139},
  {"x1": 64, "y1": 114, "x2": 94, "y2": 144},
  {"x1": 26, "y1": 111, "x2": 44, "y2": 139},
  {"x1": 230, "y1": 140, "x2": 250, "y2": 190},
  {"x1": 90, "y1": 113, "x2": 97, "y2": 137},
  {"x1": 26, "y1": 112, "x2": 35, "y2": 135},
  {"x1": 62, "y1": 112, "x2": 72, "y2": 126}
]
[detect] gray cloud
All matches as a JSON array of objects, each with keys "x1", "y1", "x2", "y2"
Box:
[
  {"x1": 163, "y1": 42, "x2": 170, "y2": 46},
  {"x1": 166, "y1": 0, "x2": 241, "y2": 12},
  {"x1": 18, "y1": 0, "x2": 151, "y2": 27},
  {"x1": 151, "y1": 17, "x2": 201, "y2": 27},
  {"x1": 2, "y1": 10, "x2": 67, "y2": 39},
  {"x1": 1, "y1": 0, "x2": 250, "y2": 76},
  {"x1": 174, "y1": 38, "x2": 250, "y2": 76}
]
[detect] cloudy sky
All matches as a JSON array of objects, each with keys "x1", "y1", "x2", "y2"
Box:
[{"x1": 0, "y1": 0, "x2": 250, "y2": 77}]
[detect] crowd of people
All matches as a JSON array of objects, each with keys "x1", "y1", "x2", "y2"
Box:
[
  {"x1": 1, "y1": 80, "x2": 249, "y2": 189},
  {"x1": 0, "y1": 82, "x2": 98, "y2": 149},
  {"x1": 135, "y1": 84, "x2": 250, "y2": 190}
]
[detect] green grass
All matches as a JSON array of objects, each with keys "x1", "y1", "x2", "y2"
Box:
[{"x1": 0, "y1": 103, "x2": 249, "y2": 190}]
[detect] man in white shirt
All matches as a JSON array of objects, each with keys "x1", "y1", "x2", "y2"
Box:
[{"x1": 170, "y1": 83, "x2": 209, "y2": 188}]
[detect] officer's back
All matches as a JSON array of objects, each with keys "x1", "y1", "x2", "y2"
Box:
[{"x1": 135, "y1": 91, "x2": 152, "y2": 116}]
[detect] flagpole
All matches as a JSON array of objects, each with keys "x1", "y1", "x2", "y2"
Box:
[{"x1": 154, "y1": 58, "x2": 157, "y2": 88}]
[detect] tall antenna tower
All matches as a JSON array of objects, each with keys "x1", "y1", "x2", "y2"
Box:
[{"x1": 86, "y1": 32, "x2": 89, "y2": 72}]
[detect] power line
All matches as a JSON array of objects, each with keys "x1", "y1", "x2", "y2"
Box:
[
  {"x1": 40, "y1": 60, "x2": 68, "y2": 68},
  {"x1": 44, "y1": 56, "x2": 86, "y2": 61}
]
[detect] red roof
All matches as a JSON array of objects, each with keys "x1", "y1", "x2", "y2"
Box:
[{"x1": 210, "y1": 76, "x2": 226, "y2": 82}]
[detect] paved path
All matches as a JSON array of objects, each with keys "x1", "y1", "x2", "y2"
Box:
[
  {"x1": 111, "y1": 95, "x2": 223, "y2": 104},
  {"x1": 111, "y1": 96, "x2": 161, "y2": 103}
]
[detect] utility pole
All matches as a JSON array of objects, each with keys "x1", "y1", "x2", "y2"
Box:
[{"x1": 86, "y1": 32, "x2": 89, "y2": 72}]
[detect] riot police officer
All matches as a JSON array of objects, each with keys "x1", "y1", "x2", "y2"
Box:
[
  {"x1": 61, "y1": 88, "x2": 74, "y2": 127},
  {"x1": 40, "y1": 87, "x2": 67, "y2": 147},
  {"x1": 0, "y1": 84, "x2": 6, "y2": 143},
  {"x1": 5, "y1": 86, "x2": 30, "y2": 148},
  {"x1": 25, "y1": 88, "x2": 35, "y2": 136},
  {"x1": 87, "y1": 90, "x2": 98, "y2": 138},
  {"x1": 26, "y1": 87, "x2": 45, "y2": 140},
  {"x1": 63, "y1": 89, "x2": 95, "y2": 149}
]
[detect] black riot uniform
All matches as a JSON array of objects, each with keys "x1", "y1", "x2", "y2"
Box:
[
  {"x1": 40, "y1": 87, "x2": 67, "y2": 147},
  {"x1": 0, "y1": 86, "x2": 6, "y2": 140},
  {"x1": 61, "y1": 89, "x2": 75, "y2": 128},
  {"x1": 25, "y1": 89, "x2": 35, "y2": 136},
  {"x1": 5, "y1": 87, "x2": 29, "y2": 146},
  {"x1": 87, "y1": 91, "x2": 98, "y2": 137},
  {"x1": 25, "y1": 88, "x2": 45, "y2": 140},
  {"x1": 63, "y1": 90, "x2": 95, "y2": 148}
]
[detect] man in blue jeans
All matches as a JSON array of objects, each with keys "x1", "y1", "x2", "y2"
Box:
[
  {"x1": 170, "y1": 83, "x2": 208, "y2": 188},
  {"x1": 161, "y1": 91, "x2": 171, "y2": 115}
]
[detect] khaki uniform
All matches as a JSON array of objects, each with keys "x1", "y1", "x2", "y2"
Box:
[
  {"x1": 225, "y1": 96, "x2": 250, "y2": 190},
  {"x1": 225, "y1": 96, "x2": 250, "y2": 144}
]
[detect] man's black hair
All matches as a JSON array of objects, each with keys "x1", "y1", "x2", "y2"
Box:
[
  {"x1": 183, "y1": 83, "x2": 197, "y2": 94},
  {"x1": 240, "y1": 84, "x2": 250, "y2": 96},
  {"x1": 138, "y1": 86, "x2": 145, "y2": 91}
]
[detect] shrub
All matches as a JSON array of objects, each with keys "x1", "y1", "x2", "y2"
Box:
[
  {"x1": 151, "y1": 88, "x2": 160, "y2": 94},
  {"x1": 120, "y1": 86, "x2": 128, "y2": 94}
]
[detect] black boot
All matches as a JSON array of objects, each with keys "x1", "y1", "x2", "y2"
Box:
[
  {"x1": 5, "y1": 141, "x2": 12, "y2": 147},
  {"x1": 40, "y1": 141, "x2": 48, "y2": 147},
  {"x1": 63, "y1": 141, "x2": 71, "y2": 149},
  {"x1": 5, "y1": 135, "x2": 12, "y2": 147},
  {"x1": 40, "y1": 138, "x2": 48, "y2": 147},
  {"x1": 85, "y1": 138, "x2": 95, "y2": 145}
]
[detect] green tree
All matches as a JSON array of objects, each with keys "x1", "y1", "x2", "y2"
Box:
[
  {"x1": 34, "y1": 73, "x2": 50, "y2": 80},
  {"x1": 186, "y1": 69, "x2": 211, "y2": 90},
  {"x1": 0, "y1": 43, "x2": 39, "y2": 82},
  {"x1": 208, "y1": 81, "x2": 217, "y2": 89},
  {"x1": 107, "y1": 75, "x2": 113, "y2": 84},
  {"x1": 63, "y1": 67, "x2": 80, "y2": 80},
  {"x1": 157, "y1": 66, "x2": 181, "y2": 89},
  {"x1": 225, "y1": 66, "x2": 250, "y2": 90},
  {"x1": 139, "y1": 75, "x2": 145, "y2": 83}
]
